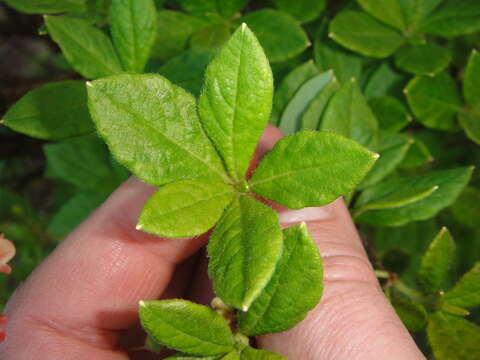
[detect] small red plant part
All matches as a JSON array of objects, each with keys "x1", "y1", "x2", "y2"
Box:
[
  {"x1": 0, "y1": 314, "x2": 7, "y2": 342},
  {"x1": 0, "y1": 233, "x2": 15, "y2": 274}
]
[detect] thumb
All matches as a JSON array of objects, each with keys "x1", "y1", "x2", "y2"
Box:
[{"x1": 259, "y1": 199, "x2": 425, "y2": 359}]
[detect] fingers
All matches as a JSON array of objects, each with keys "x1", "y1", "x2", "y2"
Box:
[
  {"x1": 0, "y1": 177, "x2": 209, "y2": 359},
  {"x1": 258, "y1": 199, "x2": 426, "y2": 360}
]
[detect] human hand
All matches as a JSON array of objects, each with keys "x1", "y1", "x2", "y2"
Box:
[{"x1": 0, "y1": 126, "x2": 426, "y2": 359}]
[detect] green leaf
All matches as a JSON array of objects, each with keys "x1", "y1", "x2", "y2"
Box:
[
  {"x1": 138, "y1": 181, "x2": 234, "y2": 238},
  {"x1": 239, "y1": 224, "x2": 322, "y2": 335},
  {"x1": 87, "y1": 74, "x2": 228, "y2": 186},
  {"x1": 427, "y1": 312, "x2": 480, "y2": 360},
  {"x1": 2, "y1": 81, "x2": 93, "y2": 140},
  {"x1": 238, "y1": 10, "x2": 310, "y2": 63},
  {"x1": 314, "y1": 38, "x2": 363, "y2": 84},
  {"x1": 208, "y1": 196, "x2": 283, "y2": 311},
  {"x1": 250, "y1": 131, "x2": 378, "y2": 209},
  {"x1": 164, "y1": 356, "x2": 221, "y2": 360},
  {"x1": 398, "y1": 0, "x2": 443, "y2": 31},
  {"x1": 321, "y1": 78, "x2": 379, "y2": 150},
  {"x1": 444, "y1": 263, "x2": 480, "y2": 309},
  {"x1": 151, "y1": 10, "x2": 207, "y2": 60},
  {"x1": 110, "y1": 0, "x2": 157, "y2": 73},
  {"x1": 300, "y1": 77, "x2": 339, "y2": 131},
  {"x1": 452, "y1": 187, "x2": 480, "y2": 228},
  {"x1": 158, "y1": 49, "x2": 213, "y2": 97},
  {"x1": 364, "y1": 62, "x2": 406, "y2": 99},
  {"x1": 279, "y1": 71, "x2": 335, "y2": 135},
  {"x1": 463, "y1": 49, "x2": 480, "y2": 107},
  {"x1": 139, "y1": 300, "x2": 234, "y2": 356},
  {"x1": 45, "y1": 15, "x2": 123, "y2": 79},
  {"x1": 199, "y1": 24, "x2": 273, "y2": 181},
  {"x1": 272, "y1": 0, "x2": 326, "y2": 23},
  {"x1": 399, "y1": 137, "x2": 433, "y2": 169},
  {"x1": 48, "y1": 191, "x2": 108, "y2": 236},
  {"x1": 190, "y1": 24, "x2": 231, "y2": 51},
  {"x1": 180, "y1": 0, "x2": 248, "y2": 19},
  {"x1": 354, "y1": 185, "x2": 439, "y2": 217},
  {"x1": 359, "y1": 132, "x2": 412, "y2": 189},
  {"x1": 405, "y1": 72, "x2": 462, "y2": 130},
  {"x1": 329, "y1": 11, "x2": 404, "y2": 58},
  {"x1": 355, "y1": 167, "x2": 473, "y2": 226},
  {"x1": 394, "y1": 44, "x2": 451, "y2": 76},
  {"x1": 241, "y1": 347, "x2": 286, "y2": 360},
  {"x1": 270, "y1": 61, "x2": 319, "y2": 126},
  {"x1": 391, "y1": 294, "x2": 427, "y2": 332},
  {"x1": 43, "y1": 135, "x2": 121, "y2": 192},
  {"x1": 3, "y1": 0, "x2": 87, "y2": 14},
  {"x1": 459, "y1": 108, "x2": 480, "y2": 145},
  {"x1": 418, "y1": 228, "x2": 455, "y2": 293},
  {"x1": 422, "y1": 0, "x2": 480, "y2": 37},
  {"x1": 368, "y1": 96, "x2": 411, "y2": 132},
  {"x1": 357, "y1": 0, "x2": 406, "y2": 31}
]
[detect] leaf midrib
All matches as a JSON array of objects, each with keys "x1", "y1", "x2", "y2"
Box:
[{"x1": 145, "y1": 308, "x2": 233, "y2": 350}]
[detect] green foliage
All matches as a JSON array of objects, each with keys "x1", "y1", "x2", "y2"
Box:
[
  {"x1": 418, "y1": 228, "x2": 455, "y2": 293},
  {"x1": 110, "y1": 0, "x2": 157, "y2": 73},
  {"x1": 239, "y1": 224, "x2": 323, "y2": 335},
  {"x1": 2, "y1": 81, "x2": 93, "y2": 140},
  {"x1": 444, "y1": 263, "x2": 480, "y2": 309},
  {"x1": 394, "y1": 44, "x2": 451, "y2": 76},
  {"x1": 139, "y1": 299, "x2": 235, "y2": 356},
  {"x1": 45, "y1": 15, "x2": 123, "y2": 79},
  {"x1": 3, "y1": 0, "x2": 87, "y2": 14},
  {"x1": 272, "y1": 0, "x2": 326, "y2": 24},
  {"x1": 329, "y1": 11, "x2": 404, "y2": 58},
  {"x1": 208, "y1": 196, "x2": 283, "y2": 311},
  {"x1": 199, "y1": 24, "x2": 273, "y2": 181}
]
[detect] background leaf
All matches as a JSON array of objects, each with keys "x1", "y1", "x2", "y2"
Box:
[
  {"x1": 45, "y1": 15, "x2": 123, "y2": 79},
  {"x1": 418, "y1": 227, "x2": 455, "y2": 293},
  {"x1": 138, "y1": 181, "x2": 234, "y2": 238},
  {"x1": 452, "y1": 187, "x2": 480, "y2": 228},
  {"x1": 394, "y1": 44, "x2": 451, "y2": 76},
  {"x1": 321, "y1": 78, "x2": 379, "y2": 150},
  {"x1": 239, "y1": 10, "x2": 310, "y2": 63},
  {"x1": 139, "y1": 300, "x2": 234, "y2": 356},
  {"x1": 357, "y1": 0, "x2": 406, "y2": 31},
  {"x1": 405, "y1": 72, "x2": 462, "y2": 130},
  {"x1": 241, "y1": 347, "x2": 286, "y2": 359},
  {"x1": 87, "y1": 74, "x2": 228, "y2": 186},
  {"x1": 391, "y1": 294, "x2": 427, "y2": 332},
  {"x1": 444, "y1": 263, "x2": 480, "y2": 309},
  {"x1": 272, "y1": 0, "x2": 326, "y2": 24},
  {"x1": 207, "y1": 196, "x2": 283, "y2": 311},
  {"x1": 422, "y1": 0, "x2": 480, "y2": 37},
  {"x1": 368, "y1": 96, "x2": 411, "y2": 132},
  {"x1": 180, "y1": 0, "x2": 248, "y2": 19},
  {"x1": 270, "y1": 61, "x2": 318, "y2": 125},
  {"x1": 151, "y1": 11, "x2": 207, "y2": 60},
  {"x1": 314, "y1": 38, "x2": 363, "y2": 85},
  {"x1": 3, "y1": 0, "x2": 87, "y2": 14},
  {"x1": 158, "y1": 49, "x2": 213, "y2": 97},
  {"x1": 250, "y1": 131, "x2": 377, "y2": 209},
  {"x1": 329, "y1": 11, "x2": 404, "y2": 58},
  {"x1": 2, "y1": 81, "x2": 93, "y2": 140},
  {"x1": 427, "y1": 312, "x2": 480, "y2": 360},
  {"x1": 359, "y1": 132, "x2": 411, "y2": 189},
  {"x1": 239, "y1": 224, "x2": 322, "y2": 335},
  {"x1": 463, "y1": 49, "x2": 480, "y2": 106},
  {"x1": 110, "y1": 0, "x2": 157, "y2": 73},
  {"x1": 279, "y1": 71, "x2": 334, "y2": 135},
  {"x1": 199, "y1": 24, "x2": 273, "y2": 181},
  {"x1": 355, "y1": 167, "x2": 473, "y2": 226}
]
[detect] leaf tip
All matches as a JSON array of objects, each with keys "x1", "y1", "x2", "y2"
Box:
[
  {"x1": 372, "y1": 152, "x2": 380, "y2": 160},
  {"x1": 139, "y1": 300, "x2": 146, "y2": 308},
  {"x1": 136, "y1": 223, "x2": 143, "y2": 231}
]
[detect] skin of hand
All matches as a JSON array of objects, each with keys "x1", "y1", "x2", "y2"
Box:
[{"x1": 0, "y1": 125, "x2": 426, "y2": 360}]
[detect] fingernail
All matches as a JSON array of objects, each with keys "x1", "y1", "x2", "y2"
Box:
[{"x1": 279, "y1": 206, "x2": 333, "y2": 224}]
